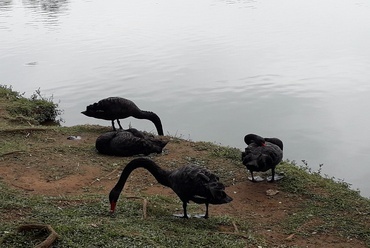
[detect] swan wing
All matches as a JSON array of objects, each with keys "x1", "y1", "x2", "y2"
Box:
[{"x1": 169, "y1": 165, "x2": 231, "y2": 204}]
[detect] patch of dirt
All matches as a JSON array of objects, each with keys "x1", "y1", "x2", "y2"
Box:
[{"x1": 0, "y1": 128, "x2": 367, "y2": 247}]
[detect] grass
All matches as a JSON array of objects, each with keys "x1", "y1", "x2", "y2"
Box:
[
  {"x1": 278, "y1": 161, "x2": 370, "y2": 244},
  {"x1": 193, "y1": 141, "x2": 241, "y2": 162},
  {"x1": 1, "y1": 144, "x2": 369, "y2": 247},
  {"x1": 0, "y1": 183, "x2": 252, "y2": 248},
  {"x1": 0, "y1": 85, "x2": 62, "y2": 126}
]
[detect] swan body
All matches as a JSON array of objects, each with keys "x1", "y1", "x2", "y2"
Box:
[
  {"x1": 82, "y1": 97, "x2": 164, "y2": 135},
  {"x1": 109, "y1": 158, "x2": 232, "y2": 219},
  {"x1": 241, "y1": 134, "x2": 283, "y2": 182},
  {"x1": 96, "y1": 128, "x2": 168, "y2": 156}
]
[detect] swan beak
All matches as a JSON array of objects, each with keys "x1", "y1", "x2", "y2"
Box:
[{"x1": 110, "y1": 202, "x2": 116, "y2": 213}]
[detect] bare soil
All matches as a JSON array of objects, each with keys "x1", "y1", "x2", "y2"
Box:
[{"x1": 0, "y1": 127, "x2": 367, "y2": 247}]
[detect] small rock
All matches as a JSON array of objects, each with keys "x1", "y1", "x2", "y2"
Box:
[
  {"x1": 266, "y1": 189, "x2": 279, "y2": 196},
  {"x1": 67, "y1": 136, "x2": 81, "y2": 140}
]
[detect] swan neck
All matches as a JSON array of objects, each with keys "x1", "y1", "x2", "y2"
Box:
[
  {"x1": 112, "y1": 158, "x2": 171, "y2": 193},
  {"x1": 135, "y1": 111, "x2": 164, "y2": 136}
]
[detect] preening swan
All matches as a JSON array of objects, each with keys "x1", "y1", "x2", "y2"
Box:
[{"x1": 241, "y1": 134, "x2": 283, "y2": 182}]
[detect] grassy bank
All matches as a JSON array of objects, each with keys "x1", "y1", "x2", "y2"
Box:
[{"x1": 0, "y1": 85, "x2": 369, "y2": 247}]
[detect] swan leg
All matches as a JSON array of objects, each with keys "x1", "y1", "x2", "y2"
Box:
[
  {"x1": 248, "y1": 171, "x2": 264, "y2": 182},
  {"x1": 268, "y1": 168, "x2": 275, "y2": 182},
  {"x1": 173, "y1": 202, "x2": 189, "y2": 218},
  {"x1": 204, "y1": 203, "x2": 209, "y2": 219},
  {"x1": 194, "y1": 203, "x2": 209, "y2": 219},
  {"x1": 111, "y1": 120, "x2": 116, "y2": 131},
  {"x1": 116, "y1": 119, "x2": 123, "y2": 129},
  {"x1": 250, "y1": 171, "x2": 257, "y2": 182},
  {"x1": 182, "y1": 201, "x2": 189, "y2": 218}
]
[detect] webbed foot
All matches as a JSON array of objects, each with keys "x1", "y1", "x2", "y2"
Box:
[
  {"x1": 173, "y1": 213, "x2": 190, "y2": 218},
  {"x1": 266, "y1": 174, "x2": 284, "y2": 182},
  {"x1": 248, "y1": 176, "x2": 264, "y2": 182},
  {"x1": 193, "y1": 214, "x2": 208, "y2": 219}
]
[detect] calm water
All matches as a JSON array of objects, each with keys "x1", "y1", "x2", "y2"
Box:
[{"x1": 1, "y1": 0, "x2": 370, "y2": 197}]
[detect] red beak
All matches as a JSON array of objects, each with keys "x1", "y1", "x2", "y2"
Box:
[{"x1": 110, "y1": 202, "x2": 116, "y2": 213}]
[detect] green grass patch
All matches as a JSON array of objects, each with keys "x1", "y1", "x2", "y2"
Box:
[
  {"x1": 278, "y1": 161, "x2": 370, "y2": 245},
  {"x1": 0, "y1": 182, "x2": 254, "y2": 248},
  {"x1": 0, "y1": 85, "x2": 62, "y2": 126},
  {"x1": 193, "y1": 141, "x2": 242, "y2": 162}
]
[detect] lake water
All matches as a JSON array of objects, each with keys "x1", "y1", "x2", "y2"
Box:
[{"x1": 1, "y1": 0, "x2": 370, "y2": 198}]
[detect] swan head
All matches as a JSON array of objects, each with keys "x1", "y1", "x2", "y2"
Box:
[
  {"x1": 109, "y1": 189, "x2": 120, "y2": 213},
  {"x1": 244, "y1": 134, "x2": 266, "y2": 146}
]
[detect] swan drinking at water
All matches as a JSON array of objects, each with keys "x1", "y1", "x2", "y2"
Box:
[
  {"x1": 109, "y1": 158, "x2": 233, "y2": 219},
  {"x1": 82, "y1": 97, "x2": 164, "y2": 135}
]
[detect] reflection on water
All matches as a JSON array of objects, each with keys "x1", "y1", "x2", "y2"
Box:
[
  {"x1": 0, "y1": 0, "x2": 370, "y2": 198},
  {"x1": 22, "y1": 0, "x2": 69, "y2": 13},
  {"x1": 0, "y1": 0, "x2": 69, "y2": 30},
  {"x1": 0, "y1": 0, "x2": 12, "y2": 9},
  {"x1": 22, "y1": 0, "x2": 69, "y2": 25}
]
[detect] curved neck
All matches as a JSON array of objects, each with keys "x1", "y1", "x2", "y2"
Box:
[
  {"x1": 134, "y1": 111, "x2": 164, "y2": 136},
  {"x1": 112, "y1": 158, "x2": 171, "y2": 193},
  {"x1": 244, "y1": 134, "x2": 265, "y2": 146}
]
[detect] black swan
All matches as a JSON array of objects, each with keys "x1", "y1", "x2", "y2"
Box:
[
  {"x1": 241, "y1": 134, "x2": 283, "y2": 182},
  {"x1": 81, "y1": 97, "x2": 164, "y2": 135},
  {"x1": 95, "y1": 128, "x2": 168, "y2": 156},
  {"x1": 109, "y1": 157, "x2": 233, "y2": 219}
]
